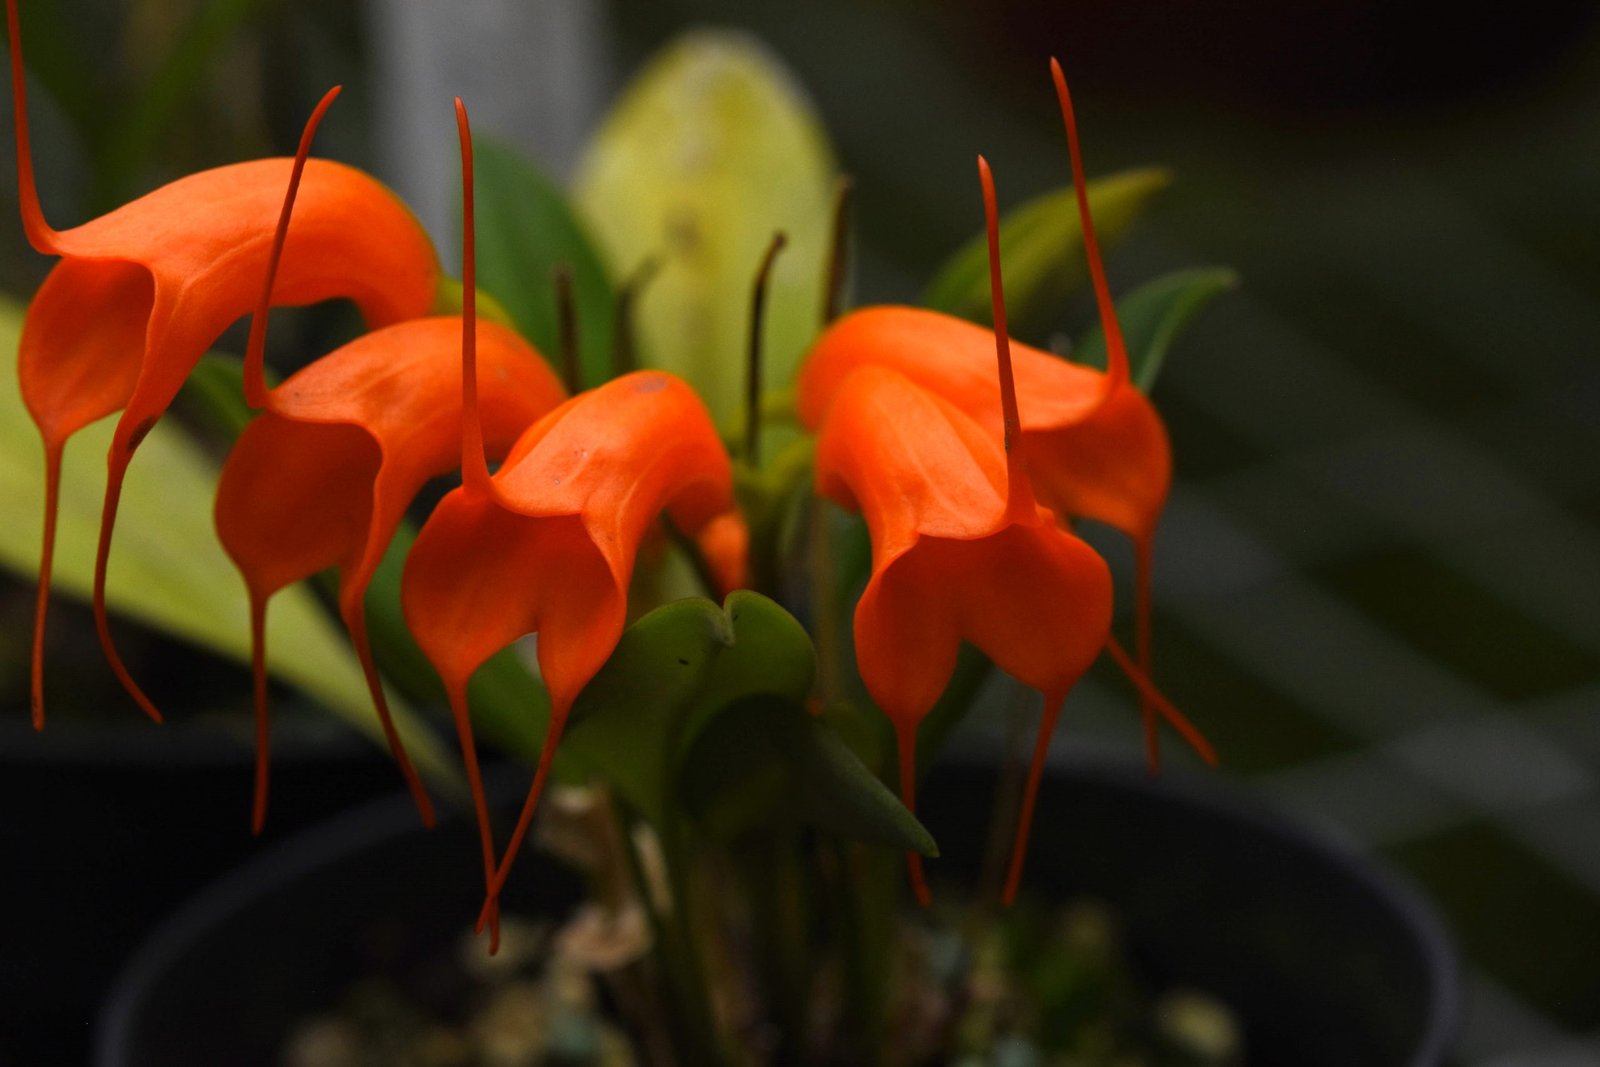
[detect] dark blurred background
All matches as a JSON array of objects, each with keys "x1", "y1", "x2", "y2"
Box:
[{"x1": 2, "y1": 0, "x2": 1599, "y2": 1063}]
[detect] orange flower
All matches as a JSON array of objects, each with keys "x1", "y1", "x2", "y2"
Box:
[
  {"x1": 406, "y1": 371, "x2": 746, "y2": 940},
  {"x1": 809, "y1": 155, "x2": 1211, "y2": 905},
  {"x1": 212, "y1": 96, "x2": 565, "y2": 836},
  {"x1": 216, "y1": 321, "x2": 564, "y2": 835},
  {"x1": 797, "y1": 60, "x2": 1173, "y2": 769},
  {"x1": 401, "y1": 102, "x2": 746, "y2": 947},
  {"x1": 6, "y1": 0, "x2": 441, "y2": 727}
]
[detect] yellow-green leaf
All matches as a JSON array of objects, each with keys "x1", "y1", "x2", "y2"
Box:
[
  {"x1": 574, "y1": 30, "x2": 836, "y2": 430},
  {"x1": 0, "y1": 298, "x2": 454, "y2": 783}
]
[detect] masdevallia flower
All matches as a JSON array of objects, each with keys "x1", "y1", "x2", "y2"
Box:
[
  {"x1": 797, "y1": 59, "x2": 1173, "y2": 770},
  {"x1": 400, "y1": 101, "x2": 747, "y2": 947},
  {"x1": 812, "y1": 359, "x2": 1113, "y2": 905},
  {"x1": 404, "y1": 370, "x2": 747, "y2": 943},
  {"x1": 7, "y1": 0, "x2": 441, "y2": 727},
  {"x1": 805, "y1": 154, "x2": 1212, "y2": 905},
  {"x1": 212, "y1": 97, "x2": 566, "y2": 835},
  {"x1": 215, "y1": 318, "x2": 565, "y2": 834}
]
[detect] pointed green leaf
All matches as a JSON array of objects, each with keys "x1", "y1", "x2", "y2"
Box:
[
  {"x1": 1072, "y1": 266, "x2": 1238, "y2": 390},
  {"x1": 681, "y1": 694, "x2": 938, "y2": 855},
  {"x1": 573, "y1": 30, "x2": 836, "y2": 428},
  {"x1": 923, "y1": 168, "x2": 1170, "y2": 337},
  {"x1": 0, "y1": 299, "x2": 455, "y2": 783},
  {"x1": 560, "y1": 591, "x2": 816, "y2": 825},
  {"x1": 473, "y1": 137, "x2": 616, "y2": 389}
]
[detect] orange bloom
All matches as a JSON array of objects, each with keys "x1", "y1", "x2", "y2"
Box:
[
  {"x1": 809, "y1": 154, "x2": 1211, "y2": 905},
  {"x1": 212, "y1": 95, "x2": 565, "y2": 835},
  {"x1": 401, "y1": 102, "x2": 746, "y2": 946},
  {"x1": 813, "y1": 360, "x2": 1112, "y2": 905},
  {"x1": 7, "y1": 0, "x2": 440, "y2": 727},
  {"x1": 405, "y1": 370, "x2": 745, "y2": 939},
  {"x1": 797, "y1": 60, "x2": 1174, "y2": 769},
  {"x1": 215, "y1": 317, "x2": 565, "y2": 832}
]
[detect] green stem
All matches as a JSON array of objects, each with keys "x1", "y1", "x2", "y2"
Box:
[
  {"x1": 834, "y1": 841, "x2": 899, "y2": 1063},
  {"x1": 736, "y1": 831, "x2": 814, "y2": 1063},
  {"x1": 655, "y1": 815, "x2": 726, "y2": 1064}
]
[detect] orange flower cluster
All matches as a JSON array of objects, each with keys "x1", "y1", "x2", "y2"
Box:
[
  {"x1": 796, "y1": 64, "x2": 1213, "y2": 903},
  {"x1": 10, "y1": 0, "x2": 1208, "y2": 927}
]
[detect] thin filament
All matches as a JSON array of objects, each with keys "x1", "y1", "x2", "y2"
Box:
[
  {"x1": 1135, "y1": 536, "x2": 1158, "y2": 773},
  {"x1": 476, "y1": 711, "x2": 565, "y2": 933},
  {"x1": 1105, "y1": 635, "x2": 1216, "y2": 766},
  {"x1": 340, "y1": 589, "x2": 437, "y2": 828},
  {"x1": 243, "y1": 85, "x2": 343, "y2": 409},
  {"x1": 447, "y1": 682, "x2": 502, "y2": 952},
  {"x1": 29, "y1": 442, "x2": 61, "y2": 729},
  {"x1": 898, "y1": 724, "x2": 932, "y2": 907},
  {"x1": 93, "y1": 448, "x2": 163, "y2": 723},
  {"x1": 5, "y1": 0, "x2": 57, "y2": 250},
  {"x1": 978, "y1": 155, "x2": 1038, "y2": 526},
  {"x1": 455, "y1": 97, "x2": 491, "y2": 497},
  {"x1": 250, "y1": 593, "x2": 271, "y2": 833},
  {"x1": 1002, "y1": 691, "x2": 1065, "y2": 905},
  {"x1": 1050, "y1": 58, "x2": 1129, "y2": 391}
]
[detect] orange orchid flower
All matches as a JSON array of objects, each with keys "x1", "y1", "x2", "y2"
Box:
[
  {"x1": 215, "y1": 317, "x2": 564, "y2": 834},
  {"x1": 809, "y1": 155, "x2": 1211, "y2": 905},
  {"x1": 400, "y1": 101, "x2": 746, "y2": 947},
  {"x1": 6, "y1": 0, "x2": 441, "y2": 728},
  {"x1": 213, "y1": 95, "x2": 565, "y2": 834},
  {"x1": 797, "y1": 60, "x2": 1174, "y2": 770}
]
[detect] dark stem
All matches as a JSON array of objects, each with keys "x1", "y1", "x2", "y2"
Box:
[
  {"x1": 554, "y1": 262, "x2": 580, "y2": 394},
  {"x1": 660, "y1": 513, "x2": 723, "y2": 601},
  {"x1": 745, "y1": 231, "x2": 787, "y2": 467},
  {"x1": 611, "y1": 254, "x2": 662, "y2": 379},
  {"x1": 822, "y1": 175, "x2": 855, "y2": 324}
]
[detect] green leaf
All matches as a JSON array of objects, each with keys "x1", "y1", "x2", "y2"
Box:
[
  {"x1": 681, "y1": 694, "x2": 938, "y2": 855},
  {"x1": 176, "y1": 353, "x2": 256, "y2": 440},
  {"x1": 574, "y1": 30, "x2": 836, "y2": 429},
  {"x1": 560, "y1": 591, "x2": 816, "y2": 826},
  {"x1": 1072, "y1": 267, "x2": 1238, "y2": 390},
  {"x1": 0, "y1": 299, "x2": 455, "y2": 783},
  {"x1": 472, "y1": 138, "x2": 615, "y2": 389},
  {"x1": 923, "y1": 168, "x2": 1170, "y2": 338}
]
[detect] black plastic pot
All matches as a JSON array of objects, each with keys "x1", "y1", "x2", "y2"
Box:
[
  {"x1": 918, "y1": 759, "x2": 1460, "y2": 1067},
  {"x1": 94, "y1": 758, "x2": 1459, "y2": 1066},
  {"x1": 0, "y1": 715, "x2": 406, "y2": 1066}
]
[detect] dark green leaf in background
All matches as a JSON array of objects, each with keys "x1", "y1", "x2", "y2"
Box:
[
  {"x1": 471, "y1": 137, "x2": 615, "y2": 389},
  {"x1": 1072, "y1": 266, "x2": 1238, "y2": 390},
  {"x1": 923, "y1": 168, "x2": 1170, "y2": 340}
]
